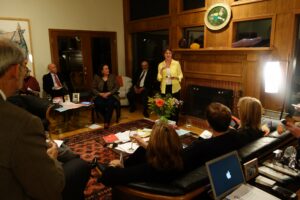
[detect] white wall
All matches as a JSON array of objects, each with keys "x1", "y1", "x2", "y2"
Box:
[{"x1": 0, "y1": 0, "x2": 125, "y2": 88}]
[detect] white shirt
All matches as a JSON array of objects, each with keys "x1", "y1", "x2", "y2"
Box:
[
  {"x1": 0, "y1": 89, "x2": 6, "y2": 100},
  {"x1": 51, "y1": 73, "x2": 62, "y2": 90},
  {"x1": 139, "y1": 70, "x2": 148, "y2": 87},
  {"x1": 166, "y1": 68, "x2": 172, "y2": 85}
]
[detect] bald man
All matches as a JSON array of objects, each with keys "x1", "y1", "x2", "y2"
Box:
[{"x1": 42, "y1": 63, "x2": 68, "y2": 98}]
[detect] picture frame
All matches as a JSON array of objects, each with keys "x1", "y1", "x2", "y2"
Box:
[
  {"x1": 243, "y1": 158, "x2": 259, "y2": 181},
  {"x1": 0, "y1": 17, "x2": 35, "y2": 75},
  {"x1": 64, "y1": 94, "x2": 70, "y2": 103},
  {"x1": 72, "y1": 93, "x2": 80, "y2": 103}
]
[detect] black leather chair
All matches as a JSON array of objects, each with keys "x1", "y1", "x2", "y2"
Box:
[{"x1": 112, "y1": 130, "x2": 296, "y2": 200}]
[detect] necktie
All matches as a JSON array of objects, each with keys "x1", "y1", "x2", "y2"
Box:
[
  {"x1": 54, "y1": 74, "x2": 62, "y2": 87},
  {"x1": 137, "y1": 70, "x2": 146, "y2": 87}
]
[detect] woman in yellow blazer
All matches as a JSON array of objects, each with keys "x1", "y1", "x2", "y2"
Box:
[
  {"x1": 157, "y1": 48, "x2": 183, "y2": 96},
  {"x1": 157, "y1": 48, "x2": 183, "y2": 122}
]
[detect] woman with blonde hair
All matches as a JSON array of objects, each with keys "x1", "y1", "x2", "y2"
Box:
[
  {"x1": 236, "y1": 96, "x2": 264, "y2": 146},
  {"x1": 97, "y1": 121, "x2": 184, "y2": 186},
  {"x1": 238, "y1": 96, "x2": 263, "y2": 130}
]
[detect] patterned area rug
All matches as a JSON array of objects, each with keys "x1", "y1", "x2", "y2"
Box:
[{"x1": 64, "y1": 119, "x2": 154, "y2": 200}]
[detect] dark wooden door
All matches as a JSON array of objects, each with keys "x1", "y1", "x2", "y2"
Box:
[{"x1": 49, "y1": 29, "x2": 118, "y2": 94}]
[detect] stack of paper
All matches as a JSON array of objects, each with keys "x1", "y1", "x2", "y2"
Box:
[{"x1": 115, "y1": 142, "x2": 139, "y2": 154}]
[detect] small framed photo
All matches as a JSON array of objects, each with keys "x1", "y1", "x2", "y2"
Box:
[
  {"x1": 243, "y1": 158, "x2": 259, "y2": 181},
  {"x1": 72, "y1": 93, "x2": 80, "y2": 103},
  {"x1": 64, "y1": 94, "x2": 70, "y2": 103}
]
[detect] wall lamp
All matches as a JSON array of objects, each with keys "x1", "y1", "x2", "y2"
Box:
[{"x1": 264, "y1": 61, "x2": 282, "y2": 94}]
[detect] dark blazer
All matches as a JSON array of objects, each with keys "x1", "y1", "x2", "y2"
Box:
[
  {"x1": 0, "y1": 95, "x2": 65, "y2": 200},
  {"x1": 182, "y1": 128, "x2": 264, "y2": 172},
  {"x1": 92, "y1": 74, "x2": 120, "y2": 100},
  {"x1": 43, "y1": 72, "x2": 66, "y2": 97},
  {"x1": 132, "y1": 69, "x2": 153, "y2": 91}
]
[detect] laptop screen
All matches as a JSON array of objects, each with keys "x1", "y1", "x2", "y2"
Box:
[{"x1": 206, "y1": 151, "x2": 245, "y2": 200}]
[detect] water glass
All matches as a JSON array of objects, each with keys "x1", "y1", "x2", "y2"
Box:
[{"x1": 186, "y1": 118, "x2": 192, "y2": 128}]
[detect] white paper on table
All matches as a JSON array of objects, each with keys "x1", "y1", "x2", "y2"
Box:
[
  {"x1": 55, "y1": 107, "x2": 69, "y2": 112},
  {"x1": 115, "y1": 142, "x2": 139, "y2": 154},
  {"x1": 61, "y1": 102, "x2": 84, "y2": 109},
  {"x1": 54, "y1": 140, "x2": 64, "y2": 147},
  {"x1": 176, "y1": 129, "x2": 190, "y2": 136},
  {"x1": 46, "y1": 139, "x2": 63, "y2": 147},
  {"x1": 226, "y1": 184, "x2": 280, "y2": 200},
  {"x1": 115, "y1": 131, "x2": 131, "y2": 142},
  {"x1": 199, "y1": 130, "x2": 213, "y2": 139},
  {"x1": 89, "y1": 124, "x2": 102, "y2": 129}
]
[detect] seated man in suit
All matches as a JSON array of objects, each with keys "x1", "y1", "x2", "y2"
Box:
[
  {"x1": 127, "y1": 60, "x2": 153, "y2": 117},
  {"x1": 7, "y1": 93, "x2": 91, "y2": 200},
  {"x1": 0, "y1": 39, "x2": 65, "y2": 200},
  {"x1": 43, "y1": 63, "x2": 68, "y2": 99}
]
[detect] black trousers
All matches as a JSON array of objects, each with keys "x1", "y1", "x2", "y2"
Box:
[
  {"x1": 62, "y1": 158, "x2": 91, "y2": 200},
  {"x1": 127, "y1": 86, "x2": 149, "y2": 113},
  {"x1": 163, "y1": 85, "x2": 180, "y2": 123},
  {"x1": 94, "y1": 96, "x2": 117, "y2": 124}
]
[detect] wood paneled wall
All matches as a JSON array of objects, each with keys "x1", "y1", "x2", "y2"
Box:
[{"x1": 123, "y1": 0, "x2": 298, "y2": 111}]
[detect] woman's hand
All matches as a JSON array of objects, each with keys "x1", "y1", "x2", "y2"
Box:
[
  {"x1": 261, "y1": 124, "x2": 270, "y2": 136},
  {"x1": 171, "y1": 77, "x2": 179, "y2": 80},
  {"x1": 46, "y1": 140, "x2": 58, "y2": 159},
  {"x1": 109, "y1": 159, "x2": 123, "y2": 168},
  {"x1": 131, "y1": 134, "x2": 148, "y2": 148},
  {"x1": 99, "y1": 92, "x2": 111, "y2": 98}
]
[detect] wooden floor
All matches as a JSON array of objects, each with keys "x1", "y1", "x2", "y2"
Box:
[{"x1": 49, "y1": 105, "x2": 204, "y2": 139}]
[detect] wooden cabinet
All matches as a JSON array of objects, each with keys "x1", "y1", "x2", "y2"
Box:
[{"x1": 123, "y1": 0, "x2": 298, "y2": 111}]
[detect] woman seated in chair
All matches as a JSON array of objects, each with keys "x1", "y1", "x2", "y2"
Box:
[
  {"x1": 97, "y1": 121, "x2": 184, "y2": 186},
  {"x1": 236, "y1": 96, "x2": 265, "y2": 146},
  {"x1": 92, "y1": 64, "x2": 120, "y2": 129}
]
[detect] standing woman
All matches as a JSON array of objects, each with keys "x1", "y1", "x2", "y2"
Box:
[
  {"x1": 92, "y1": 64, "x2": 120, "y2": 129},
  {"x1": 157, "y1": 48, "x2": 183, "y2": 122}
]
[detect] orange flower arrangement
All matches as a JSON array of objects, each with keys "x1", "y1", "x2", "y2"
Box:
[{"x1": 148, "y1": 94, "x2": 183, "y2": 122}]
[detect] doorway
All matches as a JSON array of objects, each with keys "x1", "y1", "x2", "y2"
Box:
[{"x1": 49, "y1": 29, "x2": 118, "y2": 96}]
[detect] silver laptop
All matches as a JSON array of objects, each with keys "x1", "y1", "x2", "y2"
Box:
[
  {"x1": 206, "y1": 151, "x2": 245, "y2": 199},
  {"x1": 206, "y1": 151, "x2": 279, "y2": 200}
]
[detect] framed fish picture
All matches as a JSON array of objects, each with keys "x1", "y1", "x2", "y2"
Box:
[{"x1": 0, "y1": 17, "x2": 35, "y2": 75}]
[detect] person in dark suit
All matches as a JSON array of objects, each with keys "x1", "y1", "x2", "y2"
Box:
[
  {"x1": 92, "y1": 64, "x2": 120, "y2": 129},
  {"x1": 127, "y1": 60, "x2": 153, "y2": 117},
  {"x1": 0, "y1": 39, "x2": 65, "y2": 199},
  {"x1": 43, "y1": 63, "x2": 68, "y2": 99}
]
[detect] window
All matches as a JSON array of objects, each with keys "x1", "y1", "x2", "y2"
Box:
[
  {"x1": 182, "y1": 0, "x2": 205, "y2": 11},
  {"x1": 232, "y1": 18, "x2": 272, "y2": 48},
  {"x1": 130, "y1": 0, "x2": 169, "y2": 20},
  {"x1": 183, "y1": 26, "x2": 204, "y2": 48}
]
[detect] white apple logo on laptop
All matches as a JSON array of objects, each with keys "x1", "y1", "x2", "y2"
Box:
[{"x1": 226, "y1": 170, "x2": 232, "y2": 179}]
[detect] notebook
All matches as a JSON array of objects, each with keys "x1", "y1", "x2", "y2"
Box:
[{"x1": 206, "y1": 151, "x2": 279, "y2": 200}]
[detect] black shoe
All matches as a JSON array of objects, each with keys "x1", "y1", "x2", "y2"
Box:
[
  {"x1": 143, "y1": 111, "x2": 149, "y2": 118},
  {"x1": 91, "y1": 157, "x2": 107, "y2": 172}
]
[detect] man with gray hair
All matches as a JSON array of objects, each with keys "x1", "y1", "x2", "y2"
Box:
[{"x1": 0, "y1": 39, "x2": 65, "y2": 200}]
